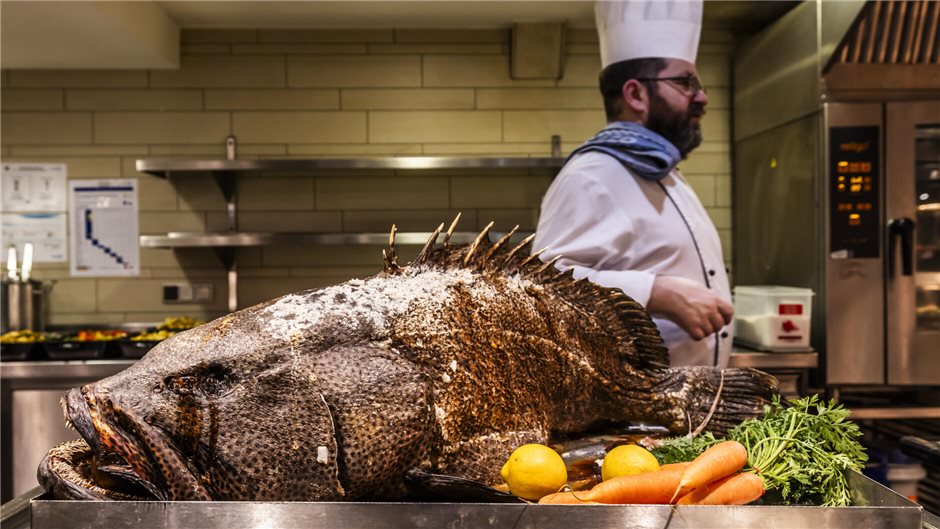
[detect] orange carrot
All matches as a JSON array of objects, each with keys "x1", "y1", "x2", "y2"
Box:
[
  {"x1": 676, "y1": 472, "x2": 765, "y2": 505},
  {"x1": 659, "y1": 462, "x2": 690, "y2": 472},
  {"x1": 582, "y1": 465, "x2": 687, "y2": 504},
  {"x1": 538, "y1": 491, "x2": 600, "y2": 505},
  {"x1": 671, "y1": 440, "x2": 747, "y2": 502}
]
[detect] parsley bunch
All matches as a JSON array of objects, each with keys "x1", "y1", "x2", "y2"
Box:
[{"x1": 650, "y1": 395, "x2": 868, "y2": 506}]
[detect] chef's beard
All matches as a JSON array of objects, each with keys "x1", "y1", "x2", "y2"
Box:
[{"x1": 646, "y1": 92, "x2": 705, "y2": 159}]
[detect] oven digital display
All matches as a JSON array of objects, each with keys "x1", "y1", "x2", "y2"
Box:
[{"x1": 829, "y1": 126, "x2": 880, "y2": 258}]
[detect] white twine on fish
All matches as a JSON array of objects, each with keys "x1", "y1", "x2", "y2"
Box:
[{"x1": 687, "y1": 369, "x2": 726, "y2": 438}]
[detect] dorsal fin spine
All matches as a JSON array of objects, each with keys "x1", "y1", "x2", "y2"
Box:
[{"x1": 463, "y1": 221, "x2": 494, "y2": 266}]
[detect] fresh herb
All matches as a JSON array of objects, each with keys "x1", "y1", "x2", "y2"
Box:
[
  {"x1": 650, "y1": 432, "x2": 720, "y2": 465},
  {"x1": 649, "y1": 395, "x2": 867, "y2": 506},
  {"x1": 730, "y1": 394, "x2": 867, "y2": 506}
]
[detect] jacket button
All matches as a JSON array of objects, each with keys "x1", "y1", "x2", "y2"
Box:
[
  {"x1": 708, "y1": 269, "x2": 716, "y2": 276},
  {"x1": 720, "y1": 331, "x2": 729, "y2": 339}
]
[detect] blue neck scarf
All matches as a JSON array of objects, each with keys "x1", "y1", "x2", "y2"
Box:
[{"x1": 567, "y1": 121, "x2": 681, "y2": 181}]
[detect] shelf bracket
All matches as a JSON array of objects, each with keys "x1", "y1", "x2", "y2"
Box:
[{"x1": 212, "y1": 247, "x2": 238, "y2": 313}]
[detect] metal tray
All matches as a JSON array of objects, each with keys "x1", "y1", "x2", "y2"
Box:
[{"x1": 21, "y1": 471, "x2": 923, "y2": 529}]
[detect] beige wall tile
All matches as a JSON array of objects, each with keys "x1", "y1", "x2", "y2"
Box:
[
  {"x1": 1, "y1": 69, "x2": 9, "y2": 87},
  {"x1": 183, "y1": 29, "x2": 258, "y2": 43},
  {"x1": 701, "y1": 28, "x2": 735, "y2": 45},
  {"x1": 708, "y1": 207, "x2": 732, "y2": 230},
  {"x1": 140, "y1": 248, "x2": 224, "y2": 268},
  {"x1": 451, "y1": 175, "x2": 553, "y2": 209},
  {"x1": 288, "y1": 144, "x2": 422, "y2": 155},
  {"x1": 701, "y1": 109, "x2": 730, "y2": 144},
  {"x1": 94, "y1": 112, "x2": 230, "y2": 144},
  {"x1": 476, "y1": 88, "x2": 600, "y2": 109},
  {"x1": 238, "y1": 176, "x2": 314, "y2": 210},
  {"x1": 680, "y1": 151, "x2": 732, "y2": 175},
  {"x1": 703, "y1": 87, "x2": 729, "y2": 110},
  {"x1": 182, "y1": 44, "x2": 231, "y2": 55},
  {"x1": 97, "y1": 278, "x2": 229, "y2": 312},
  {"x1": 423, "y1": 55, "x2": 555, "y2": 87},
  {"x1": 0, "y1": 146, "x2": 8, "y2": 156},
  {"x1": 317, "y1": 175, "x2": 449, "y2": 210},
  {"x1": 206, "y1": 89, "x2": 339, "y2": 110},
  {"x1": 235, "y1": 248, "x2": 263, "y2": 267},
  {"x1": 0, "y1": 156, "x2": 120, "y2": 177},
  {"x1": 151, "y1": 56, "x2": 285, "y2": 88},
  {"x1": 395, "y1": 29, "x2": 506, "y2": 44},
  {"x1": 342, "y1": 88, "x2": 473, "y2": 110},
  {"x1": 48, "y1": 280, "x2": 97, "y2": 313},
  {"x1": 232, "y1": 44, "x2": 366, "y2": 54},
  {"x1": 146, "y1": 268, "x2": 226, "y2": 279},
  {"x1": 9, "y1": 71, "x2": 147, "y2": 88},
  {"x1": 11, "y1": 145, "x2": 147, "y2": 156},
  {"x1": 503, "y1": 110, "x2": 603, "y2": 143},
  {"x1": 138, "y1": 176, "x2": 178, "y2": 211},
  {"x1": 139, "y1": 211, "x2": 207, "y2": 234},
  {"x1": 239, "y1": 145, "x2": 289, "y2": 156},
  {"x1": 170, "y1": 175, "x2": 227, "y2": 212},
  {"x1": 342, "y1": 209, "x2": 469, "y2": 232},
  {"x1": 698, "y1": 54, "x2": 731, "y2": 88},
  {"x1": 206, "y1": 211, "x2": 342, "y2": 232},
  {"x1": 233, "y1": 111, "x2": 366, "y2": 143},
  {"x1": 288, "y1": 56, "x2": 421, "y2": 88},
  {"x1": 476, "y1": 209, "x2": 540, "y2": 231},
  {"x1": 67, "y1": 90, "x2": 203, "y2": 110},
  {"x1": 719, "y1": 228, "x2": 732, "y2": 263},
  {"x1": 368, "y1": 44, "x2": 503, "y2": 54},
  {"x1": 2, "y1": 90, "x2": 63, "y2": 110},
  {"x1": 566, "y1": 44, "x2": 600, "y2": 55},
  {"x1": 685, "y1": 175, "x2": 717, "y2": 207},
  {"x1": 716, "y1": 175, "x2": 732, "y2": 207},
  {"x1": 263, "y1": 245, "x2": 386, "y2": 267},
  {"x1": 239, "y1": 268, "x2": 291, "y2": 278},
  {"x1": 556, "y1": 55, "x2": 600, "y2": 88},
  {"x1": 1, "y1": 112, "x2": 91, "y2": 144},
  {"x1": 422, "y1": 143, "x2": 550, "y2": 155},
  {"x1": 50, "y1": 312, "x2": 126, "y2": 325},
  {"x1": 369, "y1": 111, "x2": 501, "y2": 143},
  {"x1": 566, "y1": 29, "x2": 598, "y2": 44},
  {"x1": 238, "y1": 277, "x2": 332, "y2": 307},
  {"x1": 259, "y1": 29, "x2": 393, "y2": 43}
]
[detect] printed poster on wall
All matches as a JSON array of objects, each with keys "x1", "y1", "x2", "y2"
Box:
[
  {"x1": 2, "y1": 163, "x2": 67, "y2": 212},
  {"x1": 0, "y1": 212, "x2": 68, "y2": 263},
  {"x1": 69, "y1": 179, "x2": 140, "y2": 277}
]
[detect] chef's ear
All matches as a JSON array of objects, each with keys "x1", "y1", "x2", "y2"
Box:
[{"x1": 621, "y1": 79, "x2": 648, "y2": 115}]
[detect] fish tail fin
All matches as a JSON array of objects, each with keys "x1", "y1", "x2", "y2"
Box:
[{"x1": 655, "y1": 367, "x2": 779, "y2": 436}]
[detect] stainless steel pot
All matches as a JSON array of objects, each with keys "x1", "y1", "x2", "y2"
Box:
[{"x1": 1, "y1": 279, "x2": 47, "y2": 333}]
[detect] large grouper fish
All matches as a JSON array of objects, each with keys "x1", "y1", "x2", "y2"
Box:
[{"x1": 39, "y1": 218, "x2": 777, "y2": 502}]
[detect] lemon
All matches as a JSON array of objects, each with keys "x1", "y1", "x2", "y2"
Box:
[
  {"x1": 500, "y1": 444, "x2": 568, "y2": 500},
  {"x1": 601, "y1": 444, "x2": 660, "y2": 481}
]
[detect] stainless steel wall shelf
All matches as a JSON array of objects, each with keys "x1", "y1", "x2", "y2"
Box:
[
  {"x1": 137, "y1": 136, "x2": 563, "y2": 311},
  {"x1": 137, "y1": 156, "x2": 565, "y2": 177},
  {"x1": 139, "y1": 231, "x2": 529, "y2": 249}
]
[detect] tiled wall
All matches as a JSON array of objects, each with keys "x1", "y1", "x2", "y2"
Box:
[{"x1": 0, "y1": 27, "x2": 735, "y2": 325}]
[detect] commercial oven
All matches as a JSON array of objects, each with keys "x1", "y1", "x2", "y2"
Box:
[{"x1": 732, "y1": 0, "x2": 940, "y2": 388}]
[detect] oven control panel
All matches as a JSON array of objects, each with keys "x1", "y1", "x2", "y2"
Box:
[{"x1": 829, "y1": 126, "x2": 880, "y2": 259}]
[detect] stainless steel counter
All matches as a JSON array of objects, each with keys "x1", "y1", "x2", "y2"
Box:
[{"x1": 0, "y1": 471, "x2": 928, "y2": 529}]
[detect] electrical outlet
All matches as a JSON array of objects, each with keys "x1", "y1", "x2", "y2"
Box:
[{"x1": 163, "y1": 283, "x2": 213, "y2": 304}]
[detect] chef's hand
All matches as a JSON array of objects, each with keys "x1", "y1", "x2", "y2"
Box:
[{"x1": 647, "y1": 275, "x2": 733, "y2": 341}]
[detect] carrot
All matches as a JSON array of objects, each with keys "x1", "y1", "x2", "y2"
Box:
[
  {"x1": 538, "y1": 491, "x2": 600, "y2": 505},
  {"x1": 582, "y1": 465, "x2": 687, "y2": 504},
  {"x1": 659, "y1": 462, "x2": 690, "y2": 472},
  {"x1": 671, "y1": 440, "x2": 747, "y2": 502},
  {"x1": 676, "y1": 472, "x2": 765, "y2": 505}
]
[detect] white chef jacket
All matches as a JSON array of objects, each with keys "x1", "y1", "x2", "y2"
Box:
[{"x1": 533, "y1": 151, "x2": 732, "y2": 367}]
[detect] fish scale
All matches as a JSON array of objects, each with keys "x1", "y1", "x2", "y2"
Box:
[{"x1": 39, "y1": 217, "x2": 778, "y2": 501}]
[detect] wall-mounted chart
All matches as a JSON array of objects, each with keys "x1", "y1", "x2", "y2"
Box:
[{"x1": 68, "y1": 179, "x2": 139, "y2": 277}]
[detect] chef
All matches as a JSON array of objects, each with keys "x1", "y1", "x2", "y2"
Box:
[{"x1": 533, "y1": 0, "x2": 733, "y2": 367}]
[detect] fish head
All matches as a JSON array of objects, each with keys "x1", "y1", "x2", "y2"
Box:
[{"x1": 48, "y1": 310, "x2": 345, "y2": 501}]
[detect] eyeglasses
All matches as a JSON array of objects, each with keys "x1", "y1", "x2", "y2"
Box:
[{"x1": 635, "y1": 74, "x2": 706, "y2": 96}]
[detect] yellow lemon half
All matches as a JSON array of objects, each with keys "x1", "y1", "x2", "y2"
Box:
[
  {"x1": 500, "y1": 444, "x2": 568, "y2": 501},
  {"x1": 601, "y1": 444, "x2": 660, "y2": 481}
]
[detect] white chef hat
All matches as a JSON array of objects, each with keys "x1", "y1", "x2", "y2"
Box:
[{"x1": 595, "y1": 0, "x2": 703, "y2": 67}]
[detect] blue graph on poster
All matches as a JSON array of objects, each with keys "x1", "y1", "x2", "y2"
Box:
[{"x1": 69, "y1": 181, "x2": 139, "y2": 277}]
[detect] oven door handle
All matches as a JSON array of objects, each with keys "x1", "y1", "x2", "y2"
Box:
[{"x1": 888, "y1": 217, "x2": 916, "y2": 277}]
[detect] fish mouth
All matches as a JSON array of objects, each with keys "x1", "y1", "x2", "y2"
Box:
[{"x1": 44, "y1": 386, "x2": 210, "y2": 500}]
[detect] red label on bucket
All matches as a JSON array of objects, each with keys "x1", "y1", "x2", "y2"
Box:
[{"x1": 778, "y1": 304, "x2": 803, "y2": 315}]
